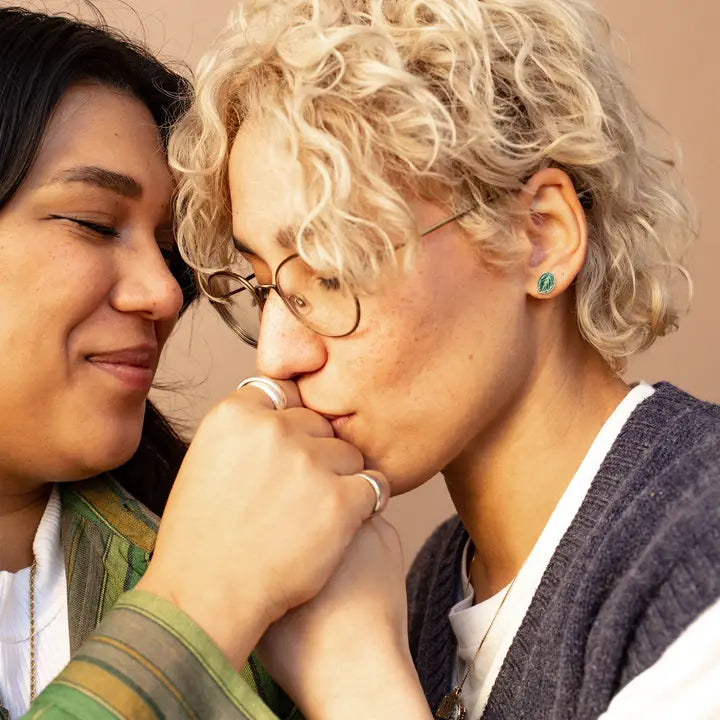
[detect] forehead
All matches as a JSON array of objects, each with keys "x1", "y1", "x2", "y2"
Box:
[
  {"x1": 228, "y1": 120, "x2": 306, "y2": 257},
  {"x1": 22, "y1": 83, "x2": 172, "y2": 199}
]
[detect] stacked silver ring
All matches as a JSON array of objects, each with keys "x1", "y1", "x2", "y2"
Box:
[{"x1": 236, "y1": 376, "x2": 288, "y2": 410}]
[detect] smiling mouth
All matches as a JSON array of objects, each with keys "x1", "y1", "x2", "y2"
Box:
[{"x1": 86, "y1": 348, "x2": 157, "y2": 393}]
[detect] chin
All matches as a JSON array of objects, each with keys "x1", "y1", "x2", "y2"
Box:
[
  {"x1": 72, "y1": 419, "x2": 144, "y2": 479},
  {"x1": 363, "y1": 453, "x2": 440, "y2": 497}
]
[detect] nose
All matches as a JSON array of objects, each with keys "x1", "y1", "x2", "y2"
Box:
[
  {"x1": 110, "y1": 235, "x2": 184, "y2": 321},
  {"x1": 255, "y1": 291, "x2": 327, "y2": 380}
]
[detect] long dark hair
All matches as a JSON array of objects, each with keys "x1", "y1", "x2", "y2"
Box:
[{"x1": 0, "y1": 7, "x2": 196, "y2": 515}]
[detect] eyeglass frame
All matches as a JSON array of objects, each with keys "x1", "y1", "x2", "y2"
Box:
[{"x1": 206, "y1": 205, "x2": 476, "y2": 348}]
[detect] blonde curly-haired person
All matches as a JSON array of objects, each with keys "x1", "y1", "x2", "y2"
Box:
[{"x1": 172, "y1": 0, "x2": 720, "y2": 718}]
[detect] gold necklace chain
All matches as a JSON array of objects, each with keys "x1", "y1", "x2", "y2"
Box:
[
  {"x1": 435, "y1": 554, "x2": 517, "y2": 720},
  {"x1": 30, "y1": 558, "x2": 37, "y2": 704},
  {"x1": 0, "y1": 558, "x2": 37, "y2": 718}
]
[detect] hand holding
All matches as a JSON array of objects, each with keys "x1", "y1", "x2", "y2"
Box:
[
  {"x1": 257, "y1": 516, "x2": 432, "y2": 719},
  {"x1": 138, "y1": 378, "x2": 388, "y2": 669}
]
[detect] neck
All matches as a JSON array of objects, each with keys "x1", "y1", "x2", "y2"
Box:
[
  {"x1": 444, "y1": 338, "x2": 627, "y2": 602},
  {"x1": 0, "y1": 478, "x2": 52, "y2": 572}
]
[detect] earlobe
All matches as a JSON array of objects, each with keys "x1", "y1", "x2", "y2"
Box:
[{"x1": 521, "y1": 168, "x2": 587, "y2": 299}]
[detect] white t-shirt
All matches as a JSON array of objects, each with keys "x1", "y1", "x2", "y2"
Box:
[
  {"x1": 449, "y1": 382, "x2": 720, "y2": 719},
  {"x1": 0, "y1": 486, "x2": 71, "y2": 719}
]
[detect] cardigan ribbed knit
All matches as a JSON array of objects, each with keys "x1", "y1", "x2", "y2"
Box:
[{"x1": 407, "y1": 383, "x2": 720, "y2": 719}]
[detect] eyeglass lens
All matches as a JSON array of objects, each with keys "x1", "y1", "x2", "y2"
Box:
[{"x1": 208, "y1": 255, "x2": 358, "y2": 344}]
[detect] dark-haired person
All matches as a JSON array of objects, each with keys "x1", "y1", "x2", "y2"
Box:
[
  {"x1": 0, "y1": 9, "x2": 196, "y2": 715},
  {"x1": 1, "y1": 8, "x2": 398, "y2": 720}
]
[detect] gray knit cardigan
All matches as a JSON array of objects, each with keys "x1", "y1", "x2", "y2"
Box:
[{"x1": 407, "y1": 383, "x2": 720, "y2": 719}]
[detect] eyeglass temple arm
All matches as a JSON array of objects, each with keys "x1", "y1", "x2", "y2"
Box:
[{"x1": 419, "y1": 206, "x2": 476, "y2": 237}]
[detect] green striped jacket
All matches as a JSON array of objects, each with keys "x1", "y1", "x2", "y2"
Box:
[{"x1": 13, "y1": 476, "x2": 298, "y2": 720}]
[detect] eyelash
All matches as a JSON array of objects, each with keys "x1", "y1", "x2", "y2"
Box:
[
  {"x1": 241, "y1": 253, "x2": 340, "y2": 292},
  {"x1": 50, "y1": 214, "x2": 118, "y2": 238},
  {"x1": 50, "y1": 214, "x2": 176, "y2": 264},
  {"x1": 317, "y1": 276, "x2": 341, "y2": 291}
]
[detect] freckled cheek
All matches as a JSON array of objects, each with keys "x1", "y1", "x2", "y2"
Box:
[
  {"x1": 54, "y1": 282, "x2": 115, "y2": 354},
  {"x1": 357, "y1": 327, "x2": 437, "y2": 397}
]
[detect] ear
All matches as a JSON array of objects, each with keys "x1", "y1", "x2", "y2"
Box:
[{"x1": 519, "y1": 168, "x2": 587, "y2": 299}]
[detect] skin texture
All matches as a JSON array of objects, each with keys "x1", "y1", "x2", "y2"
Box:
[{"x1": 0, "y1": 84, "x2": 182, "y2": 571}]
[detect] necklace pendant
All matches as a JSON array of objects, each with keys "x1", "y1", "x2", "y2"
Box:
[{"x1": 435, "y1": 686, "x2": 467, "y2": 720}]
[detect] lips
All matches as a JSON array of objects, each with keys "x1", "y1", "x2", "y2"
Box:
[
  {"x1": 86, "y1": 345, "x2": 158, "y2": 392},
  {"x1": 329, "y1": 415, "x2": 353, "y2": 432},
  {"x1": 316, "y1": 412, "x2": 354, "y2": 434},
  {"x1": 87, "y1": 346, "x2": 157, "y2": 367}
]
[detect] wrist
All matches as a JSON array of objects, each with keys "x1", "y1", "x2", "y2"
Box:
[{"x1": 136, "y1": 567, "x2": 272, "y2": 671}]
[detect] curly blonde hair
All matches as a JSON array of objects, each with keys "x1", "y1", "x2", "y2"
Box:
[{"x1": 171, "y1": 0, "x2": 694, "y2": 369}]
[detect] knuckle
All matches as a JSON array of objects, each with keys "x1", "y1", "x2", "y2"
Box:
[
  {"x1": 203, "y1": 396, "x2": 245, "y2": 428},
  {"x1": 344, "y1": 444, "x2": 365, "y2": 472},
  {"x1": 263, "y1": 412, "x2": 292, "y2": 443},
  {"x1": 292, "y1": 445, "x2": 318, "y2": 477}
]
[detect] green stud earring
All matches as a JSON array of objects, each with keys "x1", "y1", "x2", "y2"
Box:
[{"x1": 537, "y1": 272, "x2": 556, "y2": 295}]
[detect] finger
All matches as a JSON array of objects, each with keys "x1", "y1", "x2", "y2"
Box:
[
  {"x1": 280, "y1": 407, "x2": 336, "y2": 438},
  {"x1": 234, "y1": 377, "x2": 302, "y2": 410},
  {"x1": 339, "y1": 469, "x2": 390, "y2": 521},
  {"x1": 307, "y1": 437, "x2": 365, "y2": 475}
]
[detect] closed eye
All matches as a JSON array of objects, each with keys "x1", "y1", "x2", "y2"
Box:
[{"x1": 49, "y1": 214, "x2": 118, "y2": 238}]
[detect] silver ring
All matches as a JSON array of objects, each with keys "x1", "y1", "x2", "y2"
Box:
[
  {"x1": 236, "y1": 376, "x2": 288, "y2": 411},
  {"x1": 355, "y1": 472, "x2": 387, "y2": 517}
]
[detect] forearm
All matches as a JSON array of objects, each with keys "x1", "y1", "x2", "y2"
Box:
[
  {"x1": 321, "y1": 661, "x2": 431, "y2": 719},
  {"x1": 24, "y1": 589, "x2": 281, "y2": 720}
]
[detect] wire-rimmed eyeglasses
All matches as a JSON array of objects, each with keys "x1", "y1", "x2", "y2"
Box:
[{"x1": 206, "y1": 206, "x2": 475, "y2": 348}]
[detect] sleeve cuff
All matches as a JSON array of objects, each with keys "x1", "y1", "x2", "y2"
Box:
[{"x1": 29, "y1": 589, "x2": 281, "y2": 720}]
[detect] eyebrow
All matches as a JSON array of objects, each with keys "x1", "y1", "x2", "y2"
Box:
[
  {"x1": 232, "y1": 224, "x2": 300, "y2": 256},
  {"x1": 276, "y1": 226, "x2": 297, "y2": 250},
  {"x1": 47, "y1": 165, "x2": 142, "y2": 199},
  {"x1": 232, "y1": 235, "x2": 255, "y2": 255}
]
